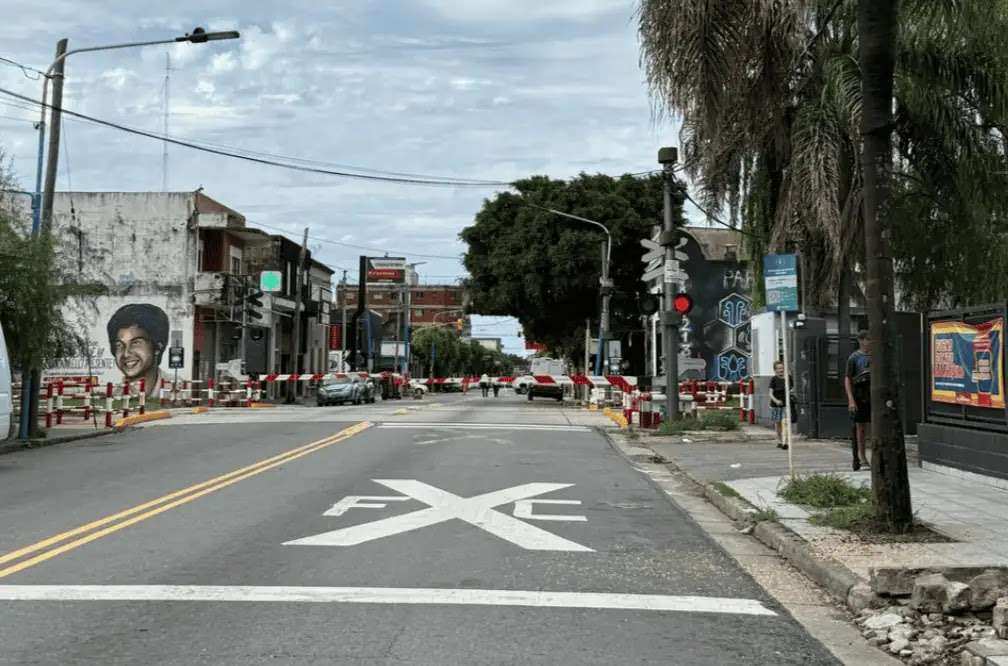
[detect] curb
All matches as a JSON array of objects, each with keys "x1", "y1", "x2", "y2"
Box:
[
  {"x1": 636, "y1": 436, "x2": 881, "y2": 614},
  {"x1": 114, "y1": 410, "x2": 171, "y2": 430},
  {"x1": 0, "y1": 428, "x2": 118, "y2": 456}
]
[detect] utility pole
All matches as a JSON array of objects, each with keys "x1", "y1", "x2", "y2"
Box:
[
  {"x1": 659, "y1": 146, "x2": 680, "y2": 421},
  {"x1": 584, "y1": 319, "x2": 591, "y2": 375},
  {"x1": 599, "y1": 241, "x2": 612, "y2": 375},
  {"x1": 40, "y1": 39, "x2": 67, "y2": 234},
  {"x1": 288, "y1": 227, "x2": 308, "y2": 403},
  {"x1": 339, "y1": 270, "x2": 348, "y2": 372},
  {"x1": 161, "y1": 52, "x2": 171, "y2": 191}
]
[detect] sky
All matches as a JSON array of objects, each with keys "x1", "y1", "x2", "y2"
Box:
[{"x1": 0, "y1": 0, "x2": 683, "y2": 356}]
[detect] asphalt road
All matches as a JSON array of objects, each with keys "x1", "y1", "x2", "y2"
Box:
[{"x1": 0, "y1": 391, "x2": 838, "y2": 665}]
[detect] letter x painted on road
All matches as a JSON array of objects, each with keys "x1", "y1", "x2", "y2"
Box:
[{"x1": 284, "y1": 480, "x2": 593, "y2": 552}]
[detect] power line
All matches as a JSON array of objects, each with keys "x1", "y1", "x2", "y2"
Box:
[
  {"x1": 0, "y1": 85, "x2": 518, "y2": 189},
  {"x1": 251, "y1": 219, "x2": 464, "y2": 260},
  {"x1": 0, "y1": 55, "x2": 44, "y2": 80},
  {"x1": 681, "y1": 190, "x2": 760, "y2": 239}
]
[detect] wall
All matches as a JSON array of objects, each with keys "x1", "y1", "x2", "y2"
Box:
[{"x1": 47, "y1": 193, "x2": 197, "y2": 392}]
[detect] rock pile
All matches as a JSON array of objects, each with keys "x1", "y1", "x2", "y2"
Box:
[{"x1": 856, "y1": 567, "x2": 1008, "y2": 664}]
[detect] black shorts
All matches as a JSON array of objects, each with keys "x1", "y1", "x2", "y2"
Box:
[{"x1": 852, "y1": 400, "x2": 871, "y2": 424}]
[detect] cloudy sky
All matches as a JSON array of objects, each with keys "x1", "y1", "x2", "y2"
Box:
[{"x1": 0, "y1": 0, "x2": 682, "y2": 355}]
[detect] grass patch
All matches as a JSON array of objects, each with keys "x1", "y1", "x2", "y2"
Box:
[
  {"x1": 657, "y1": 410, "x2": 740, "y2": 435},
  {"x1": 712, "y1": 481, "x2": 741, "y2": 499},
  {"x1": 808, "y1": 503, "x2": 874, "y2": 530},
  {"x1": 752, "y1": 507, "x2": 779, "y2": 523},
  {"x1": 778, "y1": 474, "x2": 871, "y2": 509}
]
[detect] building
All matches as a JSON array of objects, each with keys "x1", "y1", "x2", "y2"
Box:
[
  {"x1": 468, "y1": 337, "x2": 503, "y2": 353},
  {"x1": 44, "y1": 192, "x2": 332, "y2": 394}
]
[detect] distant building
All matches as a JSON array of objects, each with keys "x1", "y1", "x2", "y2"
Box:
[
  {"x1": 334, "y1": 281, "x2": 469, "y2": 341},
  {"x1": 468, "y1": 337, "x2": 503, "y2": 353}
]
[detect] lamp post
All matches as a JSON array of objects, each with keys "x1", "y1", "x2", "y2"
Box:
[
  {"x1": 403, "y1": 262, "x2": 426, "y2": 376},
  {"x1": 531, "y1": 205, "x2": 612, "y2": 375},
  {"x1": 34, "y1": 27, "x2": 240, "y2": 233}
]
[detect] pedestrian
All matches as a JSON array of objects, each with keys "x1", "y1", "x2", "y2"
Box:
[
  {"x1": 492, "y1": 379, "x2": 500, "y2": 398},
  {"x1": 769, "y1": 360, "x2": 790, "y2": 450},
  {"x1": 479, "y1": 372, "x2": 490, "y2": 397},
  {"x1": 844, "y1": 330, "x2": 872, "y2": 471}
]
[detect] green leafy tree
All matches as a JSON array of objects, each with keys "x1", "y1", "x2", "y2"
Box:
[{"x1": 460, "y1": 173, "x2": 664, "y2": 363}]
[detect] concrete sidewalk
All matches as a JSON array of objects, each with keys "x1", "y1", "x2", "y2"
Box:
[{"x1": 643, "y1": 429, "x2": 1008, "y2": 580}]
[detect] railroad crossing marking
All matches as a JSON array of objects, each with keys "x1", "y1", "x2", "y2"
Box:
[{"x1": 284, "y1": 480, "x2": 593, "y2": 552}]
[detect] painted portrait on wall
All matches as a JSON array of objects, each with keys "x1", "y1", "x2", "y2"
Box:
[{"x1": 106, "y1": 304, "x2": 169, "y2": 398}]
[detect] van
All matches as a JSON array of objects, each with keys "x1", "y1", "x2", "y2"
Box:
[{"x1": 0, "y1": 322, "x2": 11, "y2": 440}]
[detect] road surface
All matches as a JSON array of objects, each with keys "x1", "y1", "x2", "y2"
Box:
[{"x1": 0, "y1": 391, "x2": 838, "y2": 664}]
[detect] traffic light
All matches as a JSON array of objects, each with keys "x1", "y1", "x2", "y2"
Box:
[
  {"x1": 672, "y1": 292, "x2": 693, "y2": 316},
  {"x1": 245, "y1": 288, "x2": 264, "y2": 321},
  {"x1": 638, "y1": 293, "x2": 660, "y2": 316}
]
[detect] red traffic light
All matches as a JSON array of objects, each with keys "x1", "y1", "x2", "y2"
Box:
[{"x1": 672, "y1": 292, "x2": 693, "y2": 315}]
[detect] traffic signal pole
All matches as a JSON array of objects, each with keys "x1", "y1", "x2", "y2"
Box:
[{"x1": 659, "y1": 147, "x2": 680, "y2": 420}]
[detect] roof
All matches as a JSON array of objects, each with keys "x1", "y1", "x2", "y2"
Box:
[{"x1": 684, "y1": 226, "x2": 747, "y2": 261}]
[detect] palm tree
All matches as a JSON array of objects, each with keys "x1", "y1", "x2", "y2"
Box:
[
  {"x1": 637, "y1": 0, "x2": 1008, "y2": 311},
  {"x1": 859, "y1": 0, "x2": 912, "y2": 530}
]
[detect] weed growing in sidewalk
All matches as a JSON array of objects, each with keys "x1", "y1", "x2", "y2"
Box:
[
  {"x1": 656, "y1": 410, "x2": 740, "y2": 435},
  {"x1": 712, "y1": 481, "x2": 741, "y2": 499},
  {"x1": 752, "y1": 507, "x2": 779, "y2": 523},
  {"x1": 778, "y1": 474, "x2": 871, "y2": 509}
]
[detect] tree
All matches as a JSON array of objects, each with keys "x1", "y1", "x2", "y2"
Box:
[
  {"x1": 0, "y1": 149, "x2": 98, "y2": 437},
  {"x1": 460, "y1": 173, "x2": 663, "y2": 363},
  {"x1": 859, "y1": 0, "x2": 912, "y2": 530},
  {"x1": 637, "y1": 0, "x2": 1008, "y2": 312},
  {"x1": 410, "y1": 326, "x2": 519, "y2": 377}
]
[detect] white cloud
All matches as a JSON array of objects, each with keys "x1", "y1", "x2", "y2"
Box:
[
  {"x1": 420, "y1": 0, "x2": 633, "y2": 23},
  {"x1": 99, "y1": 68, "x2": 136, "y2": 91},
  {"x1": 209, "y1": 52, "x2": 238, "y2": 74}
]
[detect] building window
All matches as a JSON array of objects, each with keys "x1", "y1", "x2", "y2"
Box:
[
  {"x1": 231, "y1": 256, "x2": 241, "y2": 275},
  {"x1": 414, "y1": 309, "x2": 424, "y2": 318},
  {"x1": 415, "y1": 291, "x2": 424, "y2": 299}
]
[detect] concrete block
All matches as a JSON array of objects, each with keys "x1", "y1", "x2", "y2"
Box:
[
  {"x1": 911, "y1": 574, "x2": 953, "y2": 613},
  {"x1": 970, "y1": 571, "x2": 1008, "y2": 611},
  {"x1": 995, "y1": 598, "x2": 1008, "y2": 640}
]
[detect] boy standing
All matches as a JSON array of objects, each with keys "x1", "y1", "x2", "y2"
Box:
[{"x1": 844, "y1": 331, "x2": 872, "y2": 471}]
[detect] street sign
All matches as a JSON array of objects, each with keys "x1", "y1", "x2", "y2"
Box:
[
  {"x1": 641, "y1": 247, "x2": 664, "y2": 263},
  {"x1": 640, "y1": 238, "x2": 661, "y2": 252},
  {"x1": 642, "y1": 264, "x2": 665, "y2": 283},
  {"x1": 763, "y1": 254, "x2": 799, "y2": 311},
  {"x1": 260, "y1": 270, "x2": 282, "y2": 293},
  {"x1": 285, "y1": 479, "x2": 592, "y2": 552},
  {"x1": 168, "y1": 346, "x2": 184, "y2": 369},
  {"x1": 367, "y1": 257, "x2": 406, "y2": 282}
]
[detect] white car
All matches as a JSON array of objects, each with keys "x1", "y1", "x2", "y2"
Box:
[
  {"x1": 512, "y1": 376, "x2": 534, "y2": 395},
  {"x1": 408, "y1": 379, "x2": 428, "y2": 399}
]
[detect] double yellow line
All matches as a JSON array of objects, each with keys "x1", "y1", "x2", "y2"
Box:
[{"x1": 0, "y1": 421, "x2": 371, "y2": 579}]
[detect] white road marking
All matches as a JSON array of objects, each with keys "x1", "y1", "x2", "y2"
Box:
[
  {"x1": 513, "y1": 499, "x2": 587, "y2": 522},
  {"x1": 379, "y1": 422, "x2": 590, "y2": 432},
  {"x1": 285, "y1": 480, "x2": 593, "y2": 552},
  {"x1": 0, "y1": 585, "x2": 777, "y2": 616},
  {"x1": 323, "y1": 496, "x2": 412, "y2": 517}
]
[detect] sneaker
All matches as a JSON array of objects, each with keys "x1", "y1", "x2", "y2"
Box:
[
  {"x1": 781, "y1": 444, "x2": 789, "y2": 450},
  {"x1": 860, "y1": 461, "x2": 871, "y2": 470},
  {"x1": 852, "y1": 459, "x2": 861, "y2": 472}
]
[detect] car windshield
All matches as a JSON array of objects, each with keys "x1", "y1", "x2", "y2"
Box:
[{"x1": 323, "y1": 378, "x2": 351, "y2": 386}]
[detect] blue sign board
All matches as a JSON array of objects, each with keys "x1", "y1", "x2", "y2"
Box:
[{"x1": 763, "y1": 254, "x2": 799, "y2": 312}]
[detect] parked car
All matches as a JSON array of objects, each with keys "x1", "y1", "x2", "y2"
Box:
[
  {"x1": 361, "y1": 378, "x2": 378, "y2": 404},
  {"x1": 512, "y1": 376, "x2": 534, "y2": 395},
  {"x1": 317, "y1": 377, "x2": 364, "y2": 406},
  {"x1": 408, "y1": 379, "x2": 428, "y2": 399}
]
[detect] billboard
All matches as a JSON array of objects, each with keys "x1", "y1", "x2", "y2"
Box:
[
  {"x1": 367, "y1": 257, "x2": 406, "y2": 282},
  {"x1": 930, "y1": 318, "x2": 1005, "y2": 409}
]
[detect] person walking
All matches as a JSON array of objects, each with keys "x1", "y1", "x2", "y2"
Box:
[
  {"x1": 492, "y1": 378, "x2": 500, "y2": 398},
  {"x1": 769, "y1": 361, "x2": 790, "y2": 450},
  {"x1": 479, "y1": 372, "x2": 491, "y2": 398},
  {"x1": 844, "y1": 331, "x2": 872, "y2": 471}
]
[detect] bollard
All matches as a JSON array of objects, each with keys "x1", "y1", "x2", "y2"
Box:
[
  {"x1": 244, "y1": 380, "x2": 252, "y2": 408},
  {"x1": 82, "y1": 378, "x2": 92, "y2": 420},
  {"x1": 138, "y1": 379, "x2": 146, "y2": 415},
  {"x1": 207, "y1": 379, "x2": 215, "y2": 408},
  {"x1": 738, "y1": 379, "x2": 748, "y2": 422},
  {"x1": 122, "y1": 381, "x2": 131, "y2": 418},
  {"x1": 105, "y1": 382, "x2": 114, "y2": 428},
  {"x1": 55, "y1": 380, "x2": 64, "y2": 425},
  {"x1": 44, "y1": 382, "x2": 54, "y2": 429}
]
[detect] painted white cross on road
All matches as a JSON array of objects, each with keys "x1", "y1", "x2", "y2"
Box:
[{"x1": 284, "y1": 480, "x2": 593, "y2": 552}]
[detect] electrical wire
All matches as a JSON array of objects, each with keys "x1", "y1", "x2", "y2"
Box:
[
  {"x1": 0, "y1": 85, "x2": 517, "y2": 188},
  {"x1": 251, "y1": 219, "x2": 463, "y2": 260},
  {"x1": 0, "y1": 55, "x2": 44, "y2": 80}
]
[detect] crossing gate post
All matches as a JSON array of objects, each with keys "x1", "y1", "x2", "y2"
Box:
[
  {"x1": 138, "y1": 379, "x2": 146, "y2": 415},
  {"x1": 82, "y1": 379, "x2": 92, "y2": 420},
  {"x1": 122, "y1": 381, "x2": 131, "y2": 419},
  {"x1": 55, "y1": 380, "x2": 64, "y2": 425},
  {"x1": 207, "y1": 379, "x2": 215, "y2": 407},
  {"x1": 44, "y1": 382, "x2": 54, "y2": 429},
  {"x1": 105, "y1": 382, "x2": 114, "y2": 428}
]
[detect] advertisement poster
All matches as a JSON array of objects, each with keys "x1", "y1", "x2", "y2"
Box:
[{"x1": 931, "y1": 318, "x2": 1005, "y2": 409}]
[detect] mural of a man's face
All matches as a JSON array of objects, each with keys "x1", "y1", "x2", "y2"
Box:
[{"x1": 113, "y1": 325, "x2": 159, "y2": 380}]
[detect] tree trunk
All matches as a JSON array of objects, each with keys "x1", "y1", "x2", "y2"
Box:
[{"x1": 859, "y1": 0, "x2": 913, "y2": 531}]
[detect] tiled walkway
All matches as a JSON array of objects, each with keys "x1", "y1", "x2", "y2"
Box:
[{"x1": 645, "y1": 431, "x2": 1008, "y2": 580}]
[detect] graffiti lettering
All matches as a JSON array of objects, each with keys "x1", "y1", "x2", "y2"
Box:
[{"x1": 723, "y1": 270, "x2": 753, "y2": 290}]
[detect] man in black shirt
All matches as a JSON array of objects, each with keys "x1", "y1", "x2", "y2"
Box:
[{"x1": 844, "y1": 331, "x2": 872, "y2": 471}]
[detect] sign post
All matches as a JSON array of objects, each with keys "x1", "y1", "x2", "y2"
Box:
[{"x1": 764, "y1": 254, "x2": 800, "y2": 477}]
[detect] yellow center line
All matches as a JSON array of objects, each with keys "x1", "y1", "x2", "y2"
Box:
[{"x1": 0, "y1": 421, "x2": 371, "y2": 579}]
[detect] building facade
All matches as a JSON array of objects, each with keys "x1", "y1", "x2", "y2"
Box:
[{"x1": 46, "y1": 192, "x2": 332, "y2": 393}]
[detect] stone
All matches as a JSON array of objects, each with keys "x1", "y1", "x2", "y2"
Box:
[
  {"x1": 994, "y1": 598, "x2": 1008, "y2": 640},
  {"x1": 868, "y1": 636, "x2": 888, "y2": 647},
  {"x1": 963, "y1": 638, "x2": 1008, "y2": 659},
  {"x1": 889, "y1": 638, "x2": 911, "y2": 653},
  {"x1": 945, "y1": 582, "x2": 974, "y2": 613},
  {"x1": 912, "y1": 574, "x2": 953, "y2": 613},
  {"x1": 968, "y1": 571, "x2": 1008, "y2": 610},
  {"x1": 849, "y1": 583, "x2": 880, "y2": 613},
  {"x1": 864, "y1": 612, "x2": 905, "y2": 631},
  {"x1": 889, "y1": 623, "x2": 917, "y2": 642},
  {"x1": 928, "y1": 635, "x2": 949, "y2": 652}
]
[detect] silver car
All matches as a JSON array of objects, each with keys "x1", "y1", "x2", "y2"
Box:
[{"x1": 317, "y1": 377, "x2": 362, "y2": 406}]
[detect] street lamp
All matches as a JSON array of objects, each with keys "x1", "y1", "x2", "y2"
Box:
[
  {"x1": 32, "y1": 27, "x2": 240, "y2": 234},
  {"x1": 529, "y1": 205, "x2": 612, "y2": 375},
  {"x1": 403, "y1": 262, "x2": 427, "y2": 376}
]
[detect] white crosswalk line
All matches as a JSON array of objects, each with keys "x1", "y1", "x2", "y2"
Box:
[{"x1": 0, "y1": 585, "x2": 778, "y2": 616}]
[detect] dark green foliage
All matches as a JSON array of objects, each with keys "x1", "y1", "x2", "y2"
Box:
[
  {"x1": 460, "y1": 173, "x2": 668, "y2": 361},
  {"x1": 778, "y1": 474, "x2": 872, "y2": 509}
]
